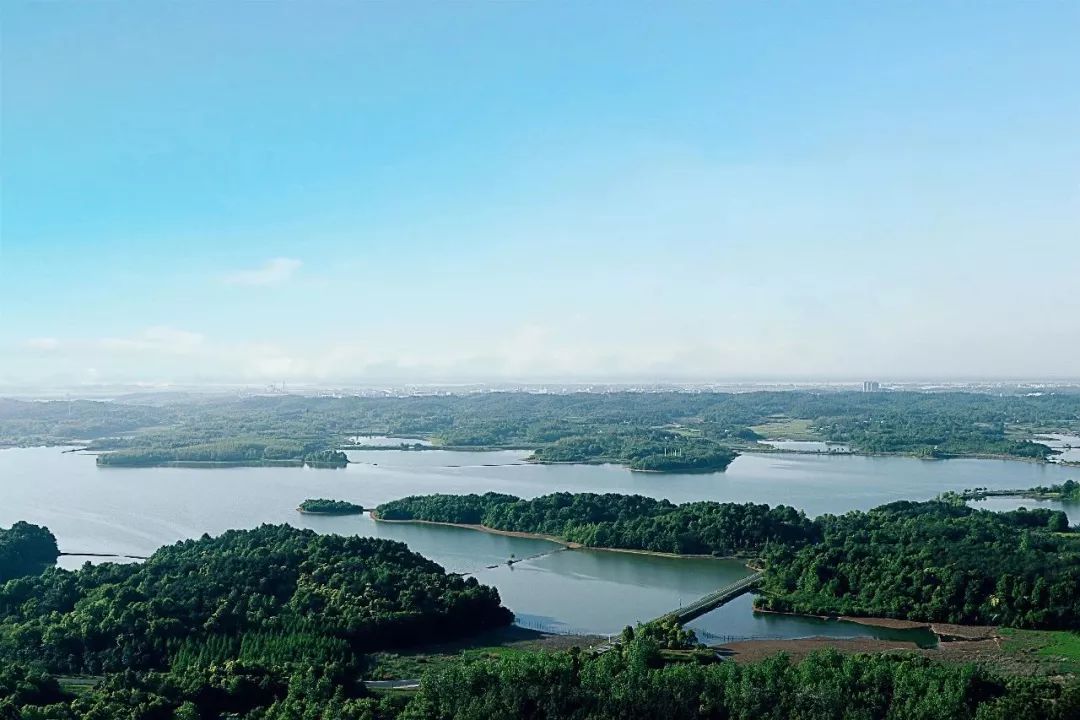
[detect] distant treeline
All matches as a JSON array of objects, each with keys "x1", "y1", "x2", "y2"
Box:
[{"x1": 4, "y1": 390, "x2": 1079, "y2": 464}]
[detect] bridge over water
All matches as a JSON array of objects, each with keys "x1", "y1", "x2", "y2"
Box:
[
  {"x1": 591, "y1": 570, "x2": 766, "y2": 654},
  {"x1": 663, "y1": 570, "x2": 765, "y2": 624}
]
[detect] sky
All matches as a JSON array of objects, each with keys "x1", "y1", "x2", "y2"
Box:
[{"x1": 2, "y1": 1, "x2": 1078, "y2": 388}]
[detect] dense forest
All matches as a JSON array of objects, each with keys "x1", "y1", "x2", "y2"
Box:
[
  {"x1": 400, "y1": 641, "x2": 1079, "y2": 720},
  {"x1": 0, "y1": 525, "x2": 511, "y2": 676},
  {"x1": 4, "y1": 390, "x2": 1079, "y2": 466},
  {"x1": 6, "y1": 640, "x2": 1074, "y2": 719},
  {"x1": 530, "y1": 430, "x2": 738, "y2": 472},
  {"x1": 1, "y1": 515, "x2": 1078, "y2": 717},
  {"x1": 95, "y1": 439, "x2": 348, "y2": 468},
  {"x1": 758, "y1": 501, "x2": 1080, "y2": 628},
  {"x1": 0, "y1": 522, "x2": 59, "y2": 583},
  {"x1": 378, "y1": 493, "x2": 1080, "y2": 628},
  {"x1": 298, "y1": 498, "x2": 364, "y2": 514},
  {"x1": 376, "y1": 492, "x2": 818, "y2": 556}
]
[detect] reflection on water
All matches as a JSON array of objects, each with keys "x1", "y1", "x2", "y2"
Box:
[
  {"x1": 471, "y1": 550, "x2": 751, "y2": 636},
  {"x1": 971, "y1": 496, "x2": 1080, "y2": 523},
  {"x1": 688, "y1": 594, "x2": 939, "y2": 647},
  {"x1": 2, "y1": 445, "x2": 1077, "y2": 637}
]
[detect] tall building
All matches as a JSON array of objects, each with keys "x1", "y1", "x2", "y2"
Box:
[{"x1": 862, "y1": 381, "x2": 881, "y2": 392}]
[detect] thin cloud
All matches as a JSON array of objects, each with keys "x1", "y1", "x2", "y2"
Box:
[
  {"x1": 223, "y1": 257, "x2": 302, "y2": 287},
  {"x1": 99, "y1": 326, "x2": 205, "y2": 355},
  {"x1": 22, "y1": 337, "x2": 61, "y2": 351}
]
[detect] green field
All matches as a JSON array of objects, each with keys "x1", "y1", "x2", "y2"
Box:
[
  {"x1": 999, "y1": 628, "x2": 1080, "y2": 675},
  {"x1": 750, "y1": 417, "x2": 822, "y2": 441}
]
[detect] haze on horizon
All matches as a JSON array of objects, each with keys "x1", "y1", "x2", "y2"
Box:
[{"x1": 1, "y1": 2, "x2": 1078, "y2": 390}]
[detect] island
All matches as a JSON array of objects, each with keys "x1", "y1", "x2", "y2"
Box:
[
  {"x1": 375, "y1": 492, "x2": 817, "y2": 556},
  {"x1": 301, "y1": 449, "x2": 350, "y2": 467},
  {"x1": 529, "y1": 431, "x2": 739, "y2": 472},
  {"x1": 94, "y1": 440, "x2": 349, "y2": 468},
  {"x1": 297, "y1": 498, "x2": 364, "y2": 515}
]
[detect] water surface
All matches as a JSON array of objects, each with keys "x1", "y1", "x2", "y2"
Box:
[
  {"x1": 757, "y1": 440, "x2": 851, "y2": 453},
  {"x1": 1036, "y1": 433, "x2": 1080, "y2": 463},
  {"x1": 3, "y1": 446, "x2": 1076, "y2": 640}
]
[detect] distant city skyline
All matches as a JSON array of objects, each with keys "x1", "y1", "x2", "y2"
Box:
[{"x1": 2, "y1": 2, "x2": 1078, "y2": 388}]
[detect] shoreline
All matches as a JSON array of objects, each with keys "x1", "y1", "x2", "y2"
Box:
[
  {"x1": 751, "y1": 608, "x2": 1000, "y2": 640},
  {"x1": 297, "y1": 508, "x2": 365, "y2": 516},
  {"x1": 742, "y1": 445, "x2": 1060, "y2": 464},
  {"x1": 523, "y1": 457, "x2": 736, "y2": 474},
  {"x1": 12, "y1": 442, "x2": 1071, "y2": 470},
  {"x1": 94, "y1": 459, "x2": 349, "y2": 469},
  {"x1": 369, "y1": 513, "x2": 750, "y2": 561}
]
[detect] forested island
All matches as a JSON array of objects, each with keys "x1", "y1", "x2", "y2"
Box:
[
  {"x1": 529, "y1": 431, "x2": 739, "y2": 472},
  {"x1": 94, "y1": 439, "x2": 348, "y2": 468},
  {"x1": 4, "y1": 389, "x2": 1079, "y2": 469},
  {"x1": 298, "y1": 498, "x2": 364, "y2": 514},
  {"x1": 376, "y1": 492, "x2": 816, "y2": 556},
  {"x1": 377, "y1": 492, "x2": 1080, "y2": 629}
]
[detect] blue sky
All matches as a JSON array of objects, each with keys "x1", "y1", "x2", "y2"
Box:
[{"x1": 2, "y1": 1, "x2": 1078, "y2": 387}]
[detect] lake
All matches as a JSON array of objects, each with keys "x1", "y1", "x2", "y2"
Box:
[{"x1": 1, "y1": 445, "x2": 1076, "y2": 642}]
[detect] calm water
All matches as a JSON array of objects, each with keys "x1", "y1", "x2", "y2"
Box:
[
  {"x1": 1037, "y1": 433, "x2": 1080, "y2": 463},
  {"x1": 758, "y1": 440, "x2": 852, "y2": 453},
  {"x1": 2, "y1": 445, "x2": 1077, "y2": 641},
  {"x1": 347, "y1": 435, "x2": 434, "y2": 447}
]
